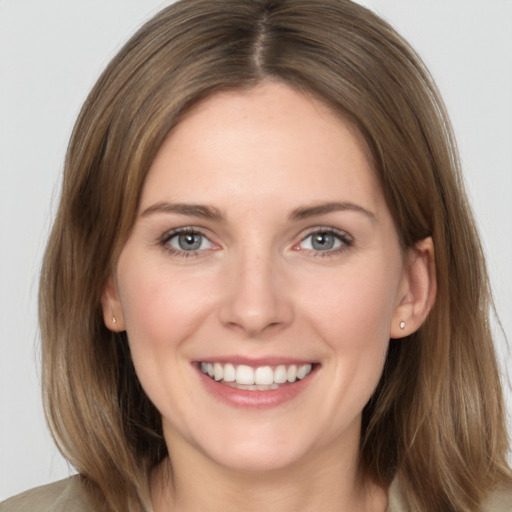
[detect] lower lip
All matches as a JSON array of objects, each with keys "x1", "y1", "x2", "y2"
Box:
[{"x1": 196, "y1": 366, "x2": 318, "y2": 409}]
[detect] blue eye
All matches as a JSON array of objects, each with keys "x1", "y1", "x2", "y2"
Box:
[
  {"x1": 164, "y1": 230, "x2": 213, "y2": 254},
  {"x1": 305, "y1": 232, "x2": 340, "y2": 251},
  {"x1": 298, "y1": 229, "x2": 352, "y2": 254}
]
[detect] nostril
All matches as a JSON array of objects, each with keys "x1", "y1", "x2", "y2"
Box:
[{"x1": 218, "y1": 258, "x2": 294, "y2": 333}]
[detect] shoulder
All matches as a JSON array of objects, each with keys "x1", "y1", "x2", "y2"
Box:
[
  {"x1": 0, "y1": 477, "x2": 95, "y2": 512},
  {"x1": 480, "y1": 484, "x2": 512, "y2": 511},
  {"x1": 387, "y1": 478, "x2": 512, "y2": 511}
]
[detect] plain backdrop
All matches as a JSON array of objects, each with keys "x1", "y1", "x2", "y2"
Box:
[{"x1": 1, "y1": 0, "x2": 511, "y2": 501}]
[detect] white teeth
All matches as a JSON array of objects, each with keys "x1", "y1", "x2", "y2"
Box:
[
  {"x1": 297, "y1": 363, "x2": 312, "y2": 380},
  {"x1": 274, "y1": 365, "x2": 288, "y2": 384},
  {"x1": 213, "y1": 362, "x2": 223, "y2": 381},
  {"x1": 255, "y1": 366, "x2": 274, "y2": 385},
  {"x1": 223, "y1": 363, "x2": 236, "y2": 382},
  {"x1": 236, "y1": 365, "x2": 255, "y2": 385},
  {"x1": 287, "y1": 365, "x2": 297, "y2": 382},
  {"x1": 200, "y1": 361, "x2": 314, "y2": 387}
]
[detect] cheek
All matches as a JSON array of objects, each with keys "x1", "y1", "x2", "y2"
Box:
[
  {"x1": 308, "y1": 267, "x2": 398, "y2": 419},
  {"x1": 305, "y1": 265, "x2": 399, "y2": 343},
  {"x1": 115, "y1": 258, "x2": 217, "y2": 417},
  {"x1": 117, "y1": 255, "x2": 215, "y2": 360},
  {"x1": 298, "y1": 256, "x2": 402, "y2": 393}
]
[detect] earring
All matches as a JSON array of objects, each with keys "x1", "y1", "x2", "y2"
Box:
[
  {"x1": 399, "y1": 321, "x2": 406, "y2": 330},
  {"x1": 112, "y1": 315, "x2": 117, "y2": 325}
]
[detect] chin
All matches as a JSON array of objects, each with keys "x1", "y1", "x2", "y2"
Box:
[{"x1": 207, "y1": 443, "x2": 308, "y2": 474}]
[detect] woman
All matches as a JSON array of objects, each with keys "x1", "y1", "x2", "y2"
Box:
[{"x1": 2, "y1": 0, "x2": 511, "y2": 511}]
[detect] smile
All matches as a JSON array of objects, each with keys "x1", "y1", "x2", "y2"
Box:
[{"x1": 200, "y1": 362, "x2": 313, "y2": 390}]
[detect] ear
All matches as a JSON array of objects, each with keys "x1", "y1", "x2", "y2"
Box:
[
  {"x1": 390, "y1": 237, "x2": 436, "y2": 339},
  {"x1": 101, "y1": 276, "x2": 126, "y2": 332}
]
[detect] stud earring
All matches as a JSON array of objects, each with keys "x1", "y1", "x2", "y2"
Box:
[
  {"x1": 399, "y1": 321, "x2": 406, "y2": 330},
  {"x1": 112, "y1": 315, "x2": 117, "y2": 325}
]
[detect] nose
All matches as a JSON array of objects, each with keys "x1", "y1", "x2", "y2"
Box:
[{"x1": 219, "y1": 249, "x2": 294, "y2": 338}]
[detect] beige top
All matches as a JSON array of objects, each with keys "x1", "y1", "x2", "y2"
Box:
[{"x1": 1, "y1": 476, "x2": 511, "y2": 511}]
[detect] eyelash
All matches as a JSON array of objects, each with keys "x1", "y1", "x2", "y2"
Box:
[
  {"x1": 159, "y1": 227, "x2": 214, "y2": 258},
  {"x1": 158, "y1": 227, "x2": 353, "y2": 258},
  {"x1": 295, "y1": 228, "x2": 353, "y2": 258}
]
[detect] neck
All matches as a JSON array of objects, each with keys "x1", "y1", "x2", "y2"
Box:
[{"x1": 150, "y1": 431, "x2": 387, "y2": 512}]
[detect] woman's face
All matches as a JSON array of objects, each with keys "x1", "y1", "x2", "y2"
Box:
[{"x1": 104, "y1": 82, "x2": 411, "y2": 473}]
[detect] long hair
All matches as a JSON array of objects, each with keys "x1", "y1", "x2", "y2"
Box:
[{"x1": 39, "y1": 1, "x2": 511, "y2": 510}]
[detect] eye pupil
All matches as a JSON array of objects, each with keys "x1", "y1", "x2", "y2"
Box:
[
  {"x1": 312, "y1": 233, "x2": 335, "y2": 250},
  {"x1": 178, "y1": 233, "x2": 202, "y2": 250}
]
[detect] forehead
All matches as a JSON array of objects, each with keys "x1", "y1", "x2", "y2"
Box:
[{"x1": 140, "y1": 82, "x2": 383, "y2": 215}]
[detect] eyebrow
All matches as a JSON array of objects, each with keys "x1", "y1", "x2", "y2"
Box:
[
  {"x1": 140, "y1": 202, "x2": 226, "y2": 222},
  {"x1": 140, "y1": 200, "x2": 376, "y2": 223},
  {"x1": 289, "y1": 201, "x2": 376, "y2": 222}
]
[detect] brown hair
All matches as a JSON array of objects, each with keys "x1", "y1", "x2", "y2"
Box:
[{"x1": 39, "y1": 1, "x2": 511, "y2": 511}]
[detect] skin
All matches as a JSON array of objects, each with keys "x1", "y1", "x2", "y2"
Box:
[{"x1": 103, "y1": 82, "x2": 435, "y2": 512}]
